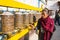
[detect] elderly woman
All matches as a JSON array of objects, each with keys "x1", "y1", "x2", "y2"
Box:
[{"x1": 30, "y1": 8, "x2": 54, "y2": 40}]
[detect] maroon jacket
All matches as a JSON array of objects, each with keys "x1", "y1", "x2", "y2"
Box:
[
  {"x1": 41, "y1": 16, "x2": 54, "y2": 33},
  {"x1": 40, "y1": 16, "x2": 54, "y2": 40}
]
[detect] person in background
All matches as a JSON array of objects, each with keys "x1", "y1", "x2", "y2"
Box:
[
  {"x1": 33, "y1": 15, "x2": 36, "y2": 24},
  {"x1": 55, "y1": 9, "x2": 60, "y2": 25},
  {"x1": 55, "y1": 9, "x2": 59, "y2": 25},
  {"x1": 30, "y1": 8, "x2": 54, "y2": 40},
  {"x1": 49, "y1": 10, "x2": 55, "y2": 20},
  {"x1": 58, "y1": 10, "x2": 60, "y2": 25}
]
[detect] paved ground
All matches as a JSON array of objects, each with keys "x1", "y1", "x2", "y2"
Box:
[
  {"x1": 29, "y1": 33, "x2": 38, "y2": 40},
  {"x1": 51, "y1": 25, "x2": 60, "y2": 40}
]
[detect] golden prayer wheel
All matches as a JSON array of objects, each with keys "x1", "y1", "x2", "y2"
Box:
[{"x1": 2, "y1": 12, "x2": 14, "y2": 34}]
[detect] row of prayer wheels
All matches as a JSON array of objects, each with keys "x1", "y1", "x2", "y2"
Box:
[{"x1": 1, "y1": 11, "x2": 41, "y2": 34}]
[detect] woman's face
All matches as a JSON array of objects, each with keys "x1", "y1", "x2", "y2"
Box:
[{"x1": 42, "y1": 11, "x2": 48, "y2": 18}]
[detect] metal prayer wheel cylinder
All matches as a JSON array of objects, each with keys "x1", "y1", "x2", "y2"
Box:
[
  {"x1": 15, "y1": 12, "x2": 23, "y2": 29},
  {"x1": 2, "y1": 12, "x2": 14, "y2": 34},
  {"x1": 36, "y1": 13, "x2": 41, "y2": 21},
  {"x1": 23, "y1": 12, "x2": 29, "y2": 27},
  {"x1": 29, "y1": 13, "x2": 33, "y2": 24}
]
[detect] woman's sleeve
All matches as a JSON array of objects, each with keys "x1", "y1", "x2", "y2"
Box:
[{"x1": 36, "y1": 19, "x2": 41, "y2": 30}]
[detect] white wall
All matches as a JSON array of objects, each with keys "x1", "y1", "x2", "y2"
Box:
[
  {"x1": 46, "y1": 0, "x2": 60, "y2": 10},
  {"x1": 14, "y1": 0, "x2": 38, "y2": 7},
  {"x1": 0, "y1": 7, "x2": 7, "y2": 11}
]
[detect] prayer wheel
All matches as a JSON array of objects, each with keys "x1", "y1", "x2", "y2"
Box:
[
  {"x1": 15, "y1": 12, "x2": 23, "y2": 29},
  {"x1": 2, "y1": 12, "x2": 14, "y2": 34}
]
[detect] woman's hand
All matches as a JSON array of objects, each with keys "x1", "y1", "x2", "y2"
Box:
[{"x1": 29, "y1": 24, "x2": 35, "y2": 30}]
